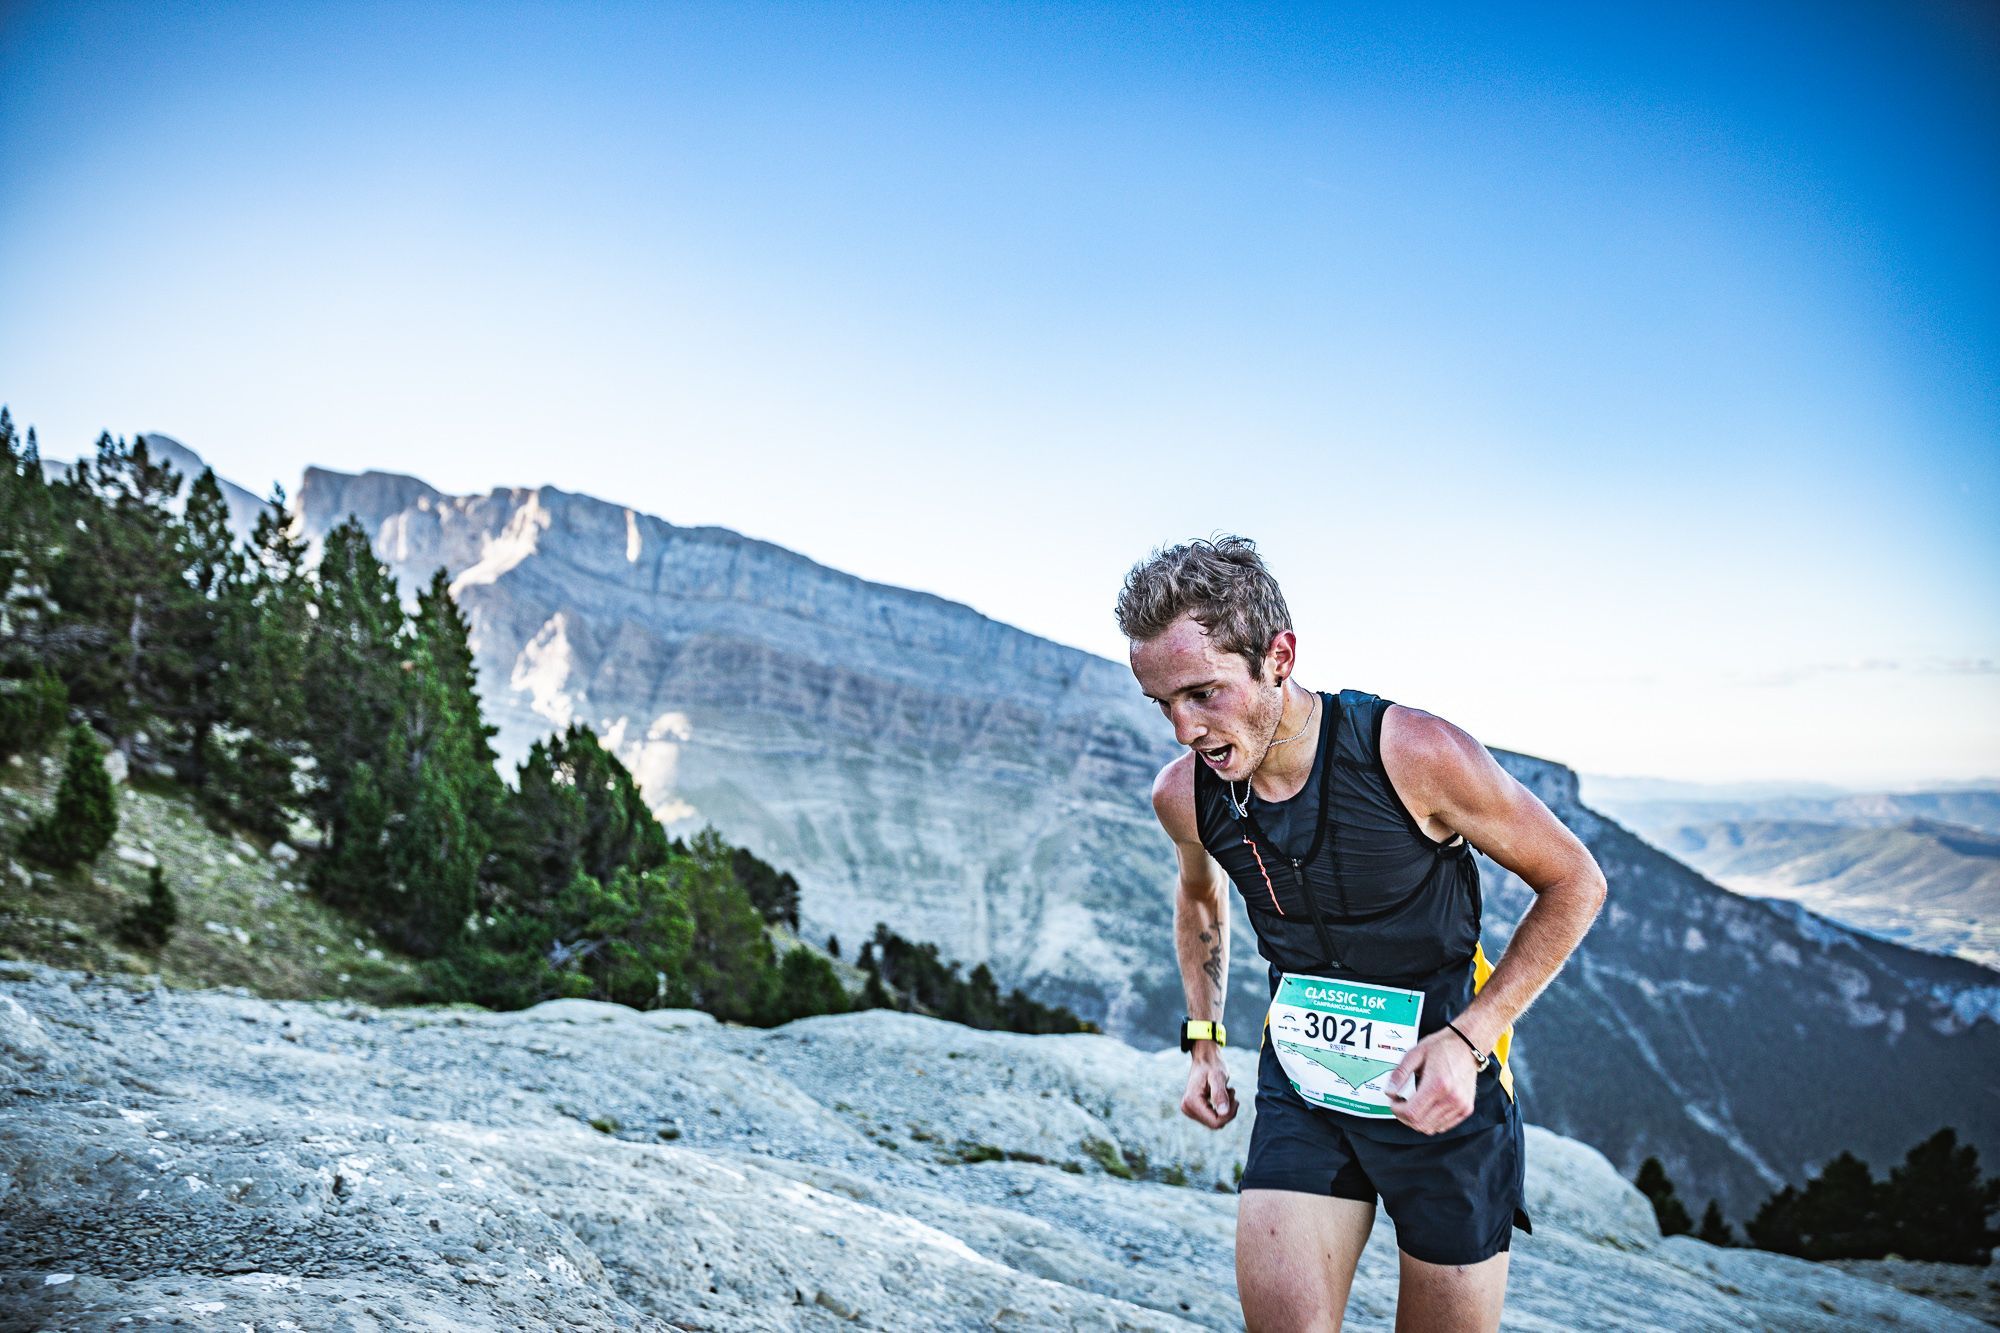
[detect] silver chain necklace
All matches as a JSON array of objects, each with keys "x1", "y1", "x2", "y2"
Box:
[{"x1": 1226, "y1": 684, "x2": 1320, "y2": 819}]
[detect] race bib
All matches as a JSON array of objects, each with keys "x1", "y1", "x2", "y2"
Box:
[{"x1": 1269, "y1": 973, "x2": 1424, "y2": 1119}]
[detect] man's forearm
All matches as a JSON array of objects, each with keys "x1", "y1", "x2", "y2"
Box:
[
  {"x1": 1455, "y1": 870, "x2": 1606, "y2": 1054},
  {"x1": 1174, "y1": 887, "x2": 1229, "y2": 1030}
]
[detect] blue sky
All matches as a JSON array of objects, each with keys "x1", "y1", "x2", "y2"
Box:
[{"x1": 2, "y1": 1, "x2": 1995, "y2": 786}]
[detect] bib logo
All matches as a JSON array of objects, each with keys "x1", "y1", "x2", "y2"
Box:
[{"x1": 1301, "y1": 986, "x2": 1389, "y2": 1011}]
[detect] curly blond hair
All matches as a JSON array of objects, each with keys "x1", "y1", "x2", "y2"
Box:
[{"x1": 1114, "y1": 535, "x2": 1292, "y2": 680}]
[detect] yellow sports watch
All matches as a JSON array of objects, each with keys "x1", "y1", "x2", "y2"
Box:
[{"x1": 1180, "y1": 1018, "x2": 1227, "y2": 1053}]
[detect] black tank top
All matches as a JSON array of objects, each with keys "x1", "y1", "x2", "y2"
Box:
[{"x1": 1194, "y1": 689, "x2": 1484, "y2": 1024}]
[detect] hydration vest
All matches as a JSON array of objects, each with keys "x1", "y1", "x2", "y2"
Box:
[{"x1": 1195, "y1": 689, "x2": 1515, "y2": 1098}]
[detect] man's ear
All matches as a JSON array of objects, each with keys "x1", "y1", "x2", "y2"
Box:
[{"x1": 1265, "y1": 629, "x2": 1298, "y2": 684}]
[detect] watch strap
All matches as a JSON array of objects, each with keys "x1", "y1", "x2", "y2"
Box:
[{"x1": 1180, "y1": 1018, "x2": 1227, "y2": 1051}]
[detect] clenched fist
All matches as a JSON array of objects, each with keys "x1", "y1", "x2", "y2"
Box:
[{"x1": 1180, "y1": 1056, "x2": 1238, "y2": 1129}]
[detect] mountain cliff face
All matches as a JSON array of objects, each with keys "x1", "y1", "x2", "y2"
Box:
[
  {"x1": 296, "y1": 467, "x2": 1184, "y2": 1039},
  {"x1": 292, "y1": 465, "x2": 1999, "y2": 1223}
]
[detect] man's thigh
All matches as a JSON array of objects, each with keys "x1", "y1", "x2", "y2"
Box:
[
  {"x1": 1393, "y1": 1248, "x2": 1508, "y2": 1333},
  {"x1": 1236, "y1": 1190, "x2": 1377, "y2": 1333}
]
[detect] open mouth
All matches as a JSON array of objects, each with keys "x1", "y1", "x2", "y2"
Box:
[{"x1": 1196, "y1": 744, "x2": 1233, "y2": 770}]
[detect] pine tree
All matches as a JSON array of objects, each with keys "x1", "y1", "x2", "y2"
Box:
[
  {"x1": 434, "y1": 862, "x2": 695, "y2": 1011},
  {"x1": 46, "y1": 433, "x2": 189, "y2": 743},
  {"x1": 20, "y1": 723, "x2": 118, "y2": 868},
  {"x1": 0, "y1": 407, "x2": 59, "y2": 660},
  {"x1": 381, "y1": 724, "x2": 480, "y2": 956},
  {"x1": 412, "y1": 567, "x2": 499, "y2": 774},
  {"x1": 172, "y1": 468, "x2": 246, "y2": 790},
  {"x1": 1636, "y1": 1157, "x2": 1694, "y2": 1237},
  {"x1": 676, "y1": 826, "x2": 777, "y2": 1023},
  {"x1": 729, "y1": 845, "x2": 801, "y2": 929},
  {"x1": 1792, "y1": 1151, "x2": 1889, "y2": 1260},
  {"x1": 765, "y1": 946, "x2": 849, "y2": 1025},
  {"x1": 335, "y1": 572, "x2": 506, "y2": 957},
  {"x1": 497, "y1": 724, "x2": 669, "y2": 897},
  {"x1": 117, "y1": 865, "x2": 178, "y2": 950},
  {"x1": 0, "y1": 669, "x2": 67, "y2": 760},
  {"x1": 1696, "y1": 1200, "x2": 1734, "y2": 1247},
  {"x1": 301, "y1": 516, "x2": 406, "y2": 838},
  {"x1": 206, "y1": 484, "x2": 314, "y2": 836},
  {"x1": 313, "y1": 759, "x2": 390, "y2": 913},
  {"x1": 956, "y1": 962, "x2": 1002, "y2": 1029},
  {"x1": 1884, "y1": 1129, "x2": 2000, "y2": 1264},
  {"x1": 409, "y1": 567, "x2": 505, "y2": 894},
  {"x1": 1747, "y1": 1185, "x2": 1804, "y2": 1255}
]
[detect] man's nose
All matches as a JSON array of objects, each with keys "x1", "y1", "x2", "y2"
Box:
[{"x1": 1169, "y1": 704, "x2": 1205, "y2": 747}]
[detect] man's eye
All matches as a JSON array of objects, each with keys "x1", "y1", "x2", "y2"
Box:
[{"x1": 1192, "y1": 690, "x2": 1214, "y2": 702}]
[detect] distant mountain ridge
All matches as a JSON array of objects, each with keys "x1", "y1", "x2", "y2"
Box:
[
  {"x1": 1592, "y1": 785, "x2": 2000, "y2": 840},
  {"x1": 162, "y1": 446, "x2": 1998, "y2": 1223},
  {"x1": 1643, "y1": 817, "x2": 2000, "y2": 970}
]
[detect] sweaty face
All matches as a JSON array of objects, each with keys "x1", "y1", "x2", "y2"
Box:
[{"x1": 1129, "y1": 615, "x2": 1284, "y2": 783}]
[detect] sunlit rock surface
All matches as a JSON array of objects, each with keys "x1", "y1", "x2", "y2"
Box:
[{"x1": 0, "y1": 967, "x2": 1980, "y2": 1332}]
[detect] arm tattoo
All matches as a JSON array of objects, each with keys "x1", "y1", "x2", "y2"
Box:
[{"x1": 1199, "y1": 929, "x2": 1223, "y2": 990}]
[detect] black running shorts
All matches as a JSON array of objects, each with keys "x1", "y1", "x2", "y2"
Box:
[{"x1": 1239, "y1": 1028, "x2": 1532, "y2": 1267}]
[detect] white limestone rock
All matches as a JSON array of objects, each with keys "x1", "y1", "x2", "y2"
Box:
[{"x1": 0, "y1": 968, "x2": 1983, "y2": 1331}]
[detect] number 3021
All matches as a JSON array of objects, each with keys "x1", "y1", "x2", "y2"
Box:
[{"x1": 1302, "y1": 1013, "x2": 1373, "y2": 1048}]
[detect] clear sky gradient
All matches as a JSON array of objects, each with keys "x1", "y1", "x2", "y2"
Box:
[{"x1": 3, "y1": 1, "x2": 1995, "y2": 786}]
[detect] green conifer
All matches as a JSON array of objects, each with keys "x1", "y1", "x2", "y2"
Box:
[
  {"x1": 301, "y1": 516, "x2": 406, "y2": 837},
  {"x1": 0, "y1": 669, "x2": 68, "y2": 760},
  {"x1": 313, "y1": 759, "x2": 390, "y2": 912},
  {"x1": 1747, "y1": 1185, "x2": 1804, "y2": 1255},
  {"x1": 765, "y1": 947, "x2": 850, "y2": 1025},
  {"x1": 117, "y1": 865, "x2": 178, "y2": 950},
  {"x1": 1696, "y1": 1200, "x2": 1734, "y2": 1247},
  {"x1": 1792, "y1": 1151, "x2": 1889, "y2": 1259},
  {"x1": 0, "y1": 407, "x2": 59, "y2": 659},
  {"x1": 1636, "y1": 1157, "x2": 1694, "y2": 1237},
  {"x1": 677, "y1": 827, "x2": 778, "y2": 1023},
  {"x1": 20, "y1": 723, "x2": 118, "y2": 868},
  {"x1": 206, "y1": 484, "x2": 314, "y2": 836},
  {"x1": 1884, "y1": 1128, "x2": 2000, "y2": 1265},
  {"x1": 499, "y1": 724, "x2": 669, "y2": 894},
  {"x1": 729, "y1": 845, "x2": 801, "y2": 929},
  {"x1": 172, "y1": 468, "x2": 246, "y2": 790},
  {"x1": 46, "y1": 433, "x2": 188, "y2": 740},
  {"x1": 378, "y1": 711, "x2": 481, "y2": 957}
]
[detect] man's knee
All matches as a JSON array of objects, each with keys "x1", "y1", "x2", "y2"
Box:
[
  {"x1": 1392, "y1": 1247, "x2": 1509, "y2": 1333},
  {"x1": 1236, "y1": 1191, "x2": 1376, "y2": 1333}
]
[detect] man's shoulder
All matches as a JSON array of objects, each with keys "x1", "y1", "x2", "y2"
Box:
[
  {"x1": 1379, "y1": 702, "x2": 1480, "y2": 770},
  {"x1": 1379, "y1": 702, "x2": 1493, "y2": 821},
  {"x1": 1149, "y1": 751, "x2": 1201, "y2": 844}
]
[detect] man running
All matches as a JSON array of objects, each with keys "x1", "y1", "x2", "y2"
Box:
[{"x1": 1117, "y1": 536, "x2": 1606, "y2": 1332}]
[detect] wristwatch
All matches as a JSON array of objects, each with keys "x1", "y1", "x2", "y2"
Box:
[{"x1": 1179, "y1": 1018, "x2": 1227, "y2": 1053}]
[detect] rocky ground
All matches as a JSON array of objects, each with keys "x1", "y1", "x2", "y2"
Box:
[
  {"x1": 1825, "y1": 1258, "x2": 2000, "y2": 1327},
  {"x1": 0, "y1": 965, "x2": 1986, "y2": 1331}
]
